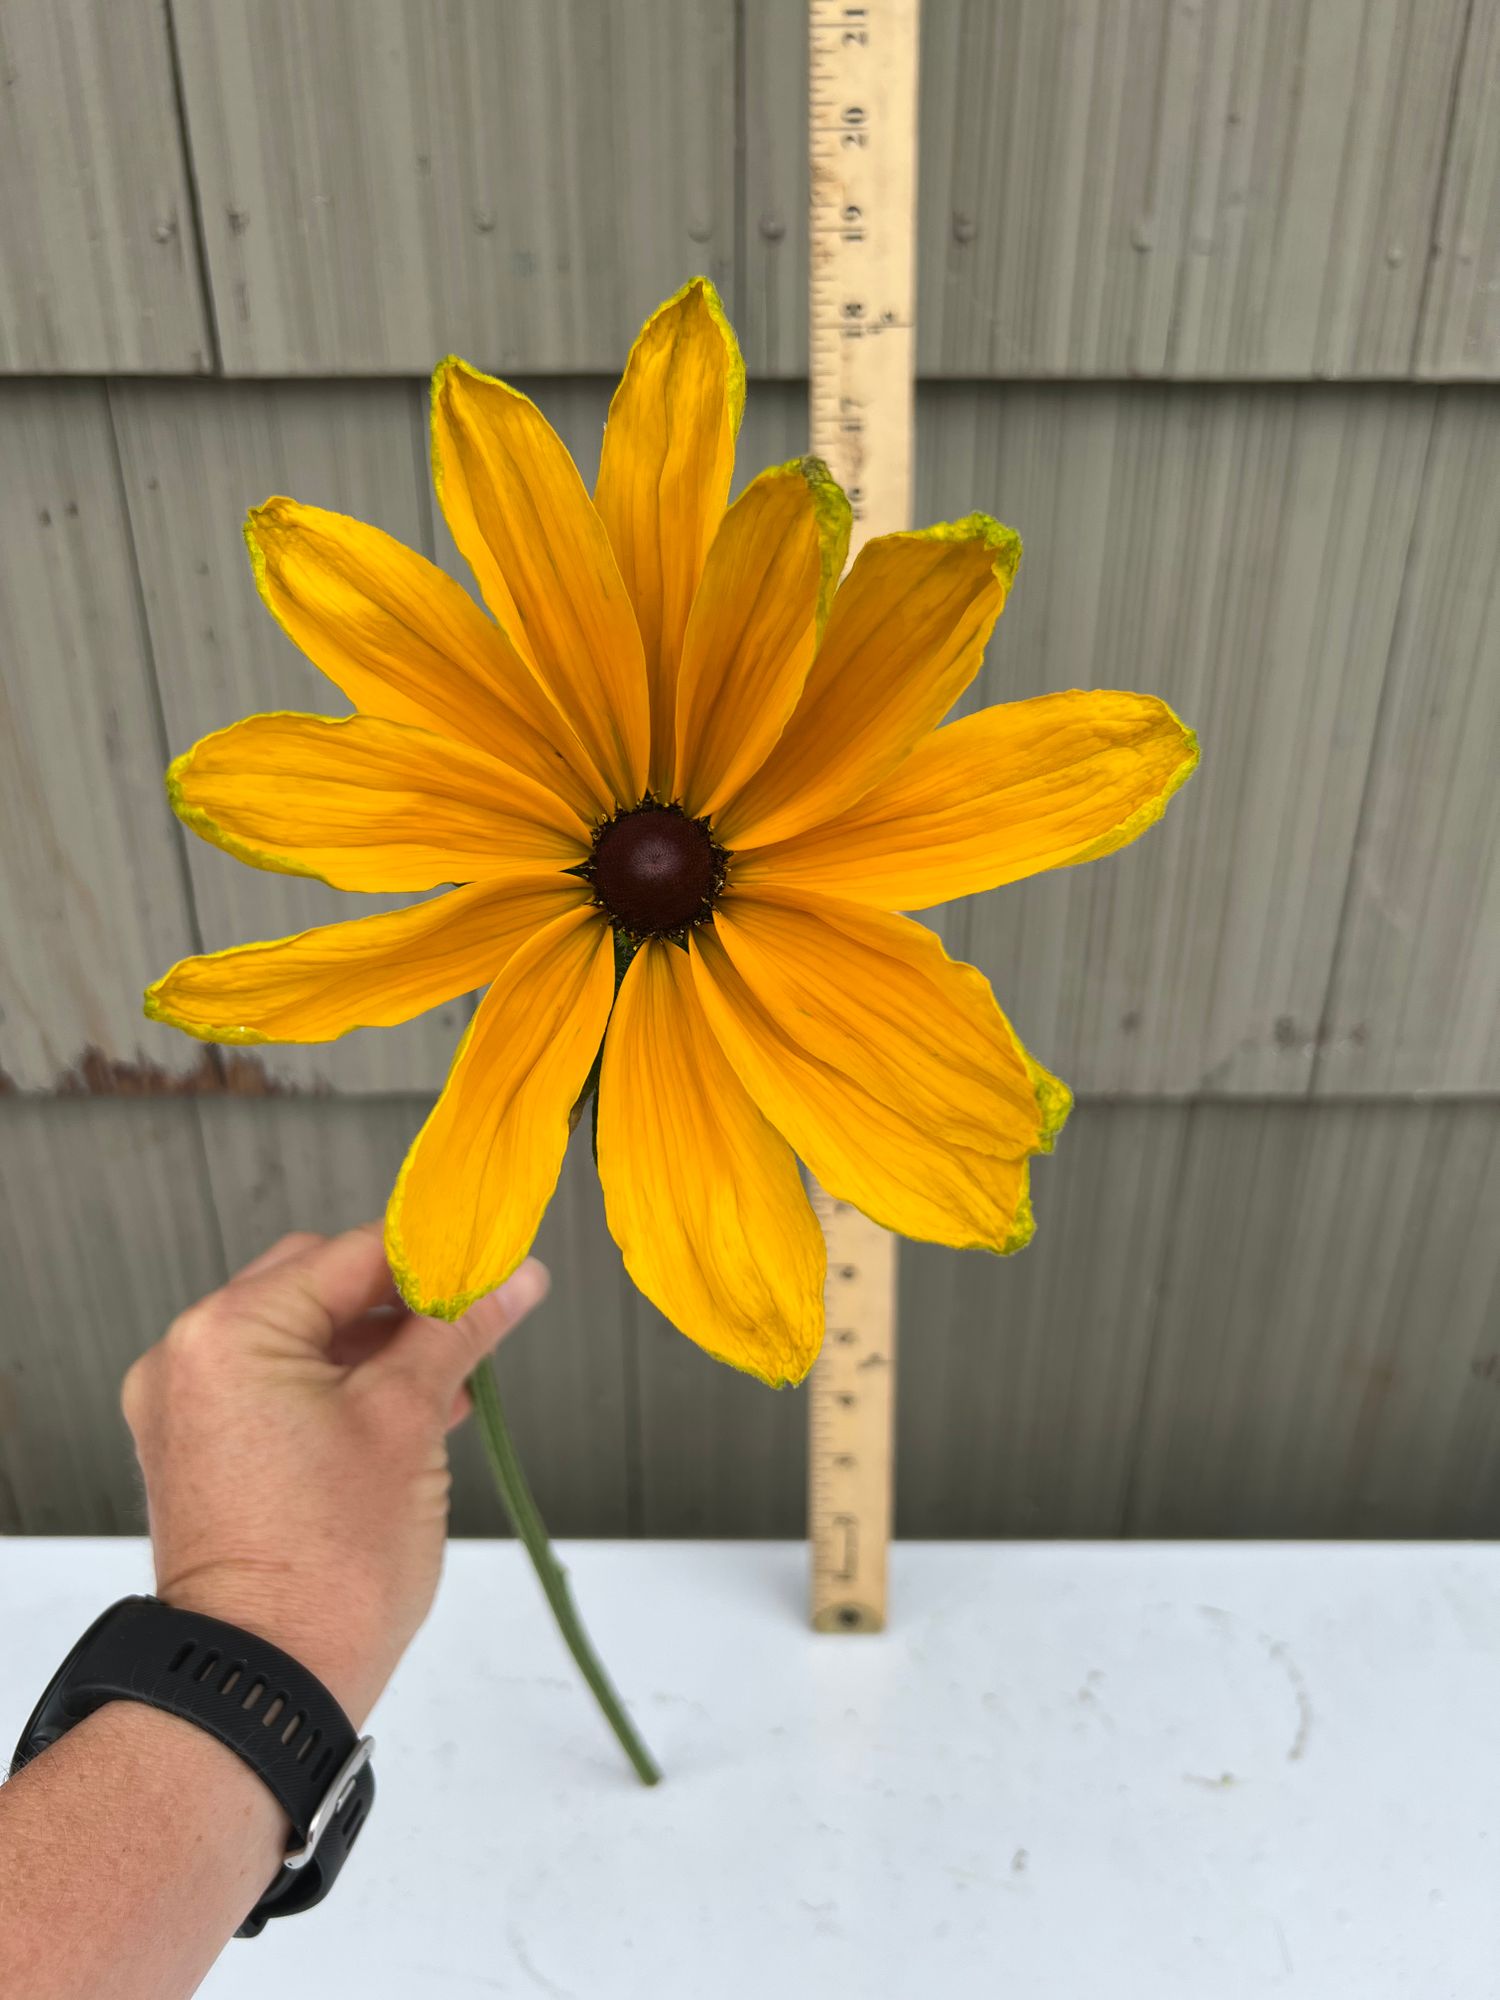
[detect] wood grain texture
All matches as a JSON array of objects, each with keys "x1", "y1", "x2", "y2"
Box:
[
  {"x1": 0, "y1": 0, "x2": 212, "y2": 371},
  {"x1": 171, "y1": 0, "x2": 735, "y2": 375},
  {"x1": 196, "y1": 1099, "x2": 636, "y2": 1537},
  {"x1": 897, "y1": 1103, "x2": 1187, "y2": 1538},
  {"x1": 110, "y1": 378, "x2": 471, "y2": 1093},
  {"x1": 0, "y1": 383, "x2": 207, "y2": 1091},
  {"x1": 1416, "y1": 0, "x2": 1500, "y2": 377},
  {"x1": 0, "y1": 1099, "x2": 225, "y2": 1533},
  {"x1": 1317, "y1": 393, "x2": 1500, "y2": 1093},
  {"x1": 1126, "y1": 1101, "x2": 1500, "y2": 1538},
  {"x1": 632, "y1": 1293, "x2": 806, "y2": 1538},
  {"x1": 919, "y1": 382, "x2": 1437, "y2": 1096},
  {"x1": 739, "y1": 0, "x2": 807, "y2": 378},
  {"x1": 916, "y1": 0, "x2": 1468, "y2": 379},
  {"x1": 7, "y1": 1098, "x2": 1500, "y2": 1540},
  {"x1": 5, "y1": 0, "x2": 1495, "y2": 382}
]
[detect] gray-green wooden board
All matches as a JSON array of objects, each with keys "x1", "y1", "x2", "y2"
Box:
[
  {"x1": 14, "y1": 0, "x2": 1470, "y2": 381},
  {"x1": 8, "y1": 377, "x2": 1500, "y2": 1103},
  {"x1": 1316, "y1": 391, "x2": 1500, "y2": 1092},
  {"x1": 110, "y1": 378, "x2": 472, "y2": 1093},
  {"x1": 169, "y1": 0, "x2": 736, "y2": 376},
  {"x1": 1415, "y1": 0, "x2": 1500, "y2": 378},
  {"x1": 0, "y1": 0, "x2": 212, "y2": 372},
  {"x1": 7, "y1": 1097, "x2": 1500, "y2": 1540},
  {"x1": 0, "y1": 383, "x2": 206, "y2": 1090}
]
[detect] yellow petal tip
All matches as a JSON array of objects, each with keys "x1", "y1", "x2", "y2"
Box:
[
  {"x1": 998, "y1": 1174, "x2": 1037, "y2": 1255},
  {"x1": 1030, "y1": 1062, "x2": 1073, "y2": 1153},
  {"x1": 241, "y1": 512, "x2": 268, "y2": 588},
  {"x1": 381, "y1": 1203, "x2": 477, "y2": 1324},
  {"x1": 702, "y1": 1332, "x2": 821, "y2": 1390},
  {"x1": 917, "y1": 511, "x2": 1023, "y2": 588},
  {"x1": 163, "y1": 748, "x2": 195, "y2": 821},
  {"x1": 646, "y1": 276, "x2": 747, "y2": 434},
  {"x1": 784, "y1": 454, "x2": 852, "y2": 626}
]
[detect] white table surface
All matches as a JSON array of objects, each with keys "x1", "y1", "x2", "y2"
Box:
[{"x1": 3, "y1": 1538, "x2": 1497, "y2": 1998}]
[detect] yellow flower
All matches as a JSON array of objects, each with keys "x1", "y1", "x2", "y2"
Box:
[{"x1": 146, "y1": 279, "x2": 1197, "y2": 1387}]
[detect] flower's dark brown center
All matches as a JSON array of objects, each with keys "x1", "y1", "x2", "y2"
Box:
[{"x1": 584, "y1": 798, "x2": 727, "y2": 940}]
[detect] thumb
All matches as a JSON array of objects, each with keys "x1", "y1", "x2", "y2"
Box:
[{"x1": 374, "y1": 1258, "x2": 551, "y2": 1408}]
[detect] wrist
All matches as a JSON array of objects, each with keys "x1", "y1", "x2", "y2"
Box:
[
  {"x1": 156, "y1": 1572, "x2": 387, "y2": 1728},
  {"x1": 81, "y1": 1699, "x2": 290, "y2": 1854},
  {"x1": 0, "y1": 1703, "x2": 290, "y2": 2000}
]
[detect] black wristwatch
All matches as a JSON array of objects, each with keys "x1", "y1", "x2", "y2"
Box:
[{"x1": 9, "y1": 1596, "x2": 375, "y2": 1938}]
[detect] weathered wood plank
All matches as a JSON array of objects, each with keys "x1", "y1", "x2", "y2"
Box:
[
  {"x1": 110, "y1": 378, "x2": 471, "y2": 1093},
  {"x1": 1416, "y1": 0, "x2": 1500, "y2": 377},
  {"x1": 8, "y1": 1097, "x2": 1500, "y2": 1540},
  {"x1": 1126, "y1": 1101, "x2": 1500, "y2": 1538},
  {"x1": 1317, "y1": 394, "x2": 1500, "y2": 1093},
  {"x1": 632, "y1": 1294, "x2": 806, "y2": 1539},
  {"x1": 172, "y1": 0, "x2": 735, "y2": 375},
  {"x1": 632, "y1": 1109, "x2": 1178, "y2": 1543},
  {"x1": 196, "y1": 1100, "x2": 636, "y2": 1537},
  {"x1": 0, "y1": 1099, "x2": 226, "y2": 1533},
  {"x1": 897, "y1": 1103, "x2": 1188, "y2": 1538},
  {"x1": 742, "y1": 0, "x2": 1473, "y2": 381},
  {"x1": 0, "y1": 0, "x2": 212, "y2": 372},
  {"x1": 916, "y1": 0, "x2": 1468, "y2": 379},
  {"x1": 922, "y1": 382, "x2": 1437, "y2": 1095},
  {"x1": 739, "y1": 0, "x2": 806, "y2": 378},
  {"x1": 0, "y1": 383, "x2": 207, "y2": 1091}
]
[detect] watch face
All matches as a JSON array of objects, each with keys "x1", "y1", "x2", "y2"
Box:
[{"x1": 10, "y1": 1599, "x2": 136, "y2": 1774}]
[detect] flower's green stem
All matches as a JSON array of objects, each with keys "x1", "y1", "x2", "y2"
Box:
[{"x1": 467, "y1": 1358, "x2": 662, "y2": 1786}]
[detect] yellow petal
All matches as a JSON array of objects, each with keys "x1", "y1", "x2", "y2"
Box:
[
  {"x1": 246, "y1": 498, "x2": 607, "y2": 823},
  {"x1": 692, "y1": 927, "x2": 1038, "y2": 1253},
  {"x1": 736, "y1": 691, "x2": 1199, "y2": 908},
  {"x1": 594, "y1": 278, "x2": 745, "y2": 790},
  {"x1": 386, "y1": 905, "x2": 615, "y2": 1318},
  {"x1": 169, "y1": 712, "x2": 589, "y2": 892},
  {"x1": 712, "y1": 888, "x2": 1069, "y2": 1159},
  {"x1": 145, "y1": 874, "x2": 588, "y2": 1045},
  {"x1": 432, "y1": 358, "x2": 649, "y2": 807},
  {"x1": 718, "y1": 515, "x2": 1021, "y2": 848},
  {"x1": 597, "y1": 938, "x2": 825, "y2": 1385},
  {"x1": 674, "y1": 457, "x2": 850, "y2": 820}
]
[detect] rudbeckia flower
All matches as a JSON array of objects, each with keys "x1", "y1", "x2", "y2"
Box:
[{"x1": 146, "y1": 279, "x2": 1197, "y2": 1388}]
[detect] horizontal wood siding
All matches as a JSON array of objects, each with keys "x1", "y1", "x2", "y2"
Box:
[
  {"x1": 0, "y1": 1098, "x2": 225, "y2": 1533},
  {"x1": 1415, "y1": 0, "x2": 1500, "y2": 378},
  {"x1": 1127, "y1": 1100, "x2": 1500, "y2": 1538},
  {"x1": 915, "y1": 0, "x2": 1469, "y2": 379},
  {"x1": 0, "y1": 0, "x2": 212, "y2": 371},
  {"x1": 0, "y1": 384, "x2": 205, "y2": 1090},
  {"x1": 8, "y1": 1098, "x2": 1499, "y2": 1538},
  {"x1": 169, "y1": 0, "x2": 736, "y2": 375},
  {"x1": 109, "y1": 378, "x2": 471, "y2": 1093},
  {"x1": 922, "y1": 382, "x2": 1438, "y2": 1095},
  {"x1": 1316, "y1": 391, "x2": 1500, "y2": 1092},
  {"x1": 3, "y1": 1, "x2": 1499, "y2": 1541}
]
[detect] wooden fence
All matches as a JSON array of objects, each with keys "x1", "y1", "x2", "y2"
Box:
[{"x1": 2, "y1": 0, "x2": 1498, "y2": 1537}]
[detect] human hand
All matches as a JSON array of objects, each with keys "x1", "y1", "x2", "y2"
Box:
[{"x1": 121, "y1": 1224, "x2": 550, "y2": 1726}]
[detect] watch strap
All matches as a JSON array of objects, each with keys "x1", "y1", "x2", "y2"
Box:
[{"x1": 9, "y1": 1596, "x2": 375, "y2": 1937}]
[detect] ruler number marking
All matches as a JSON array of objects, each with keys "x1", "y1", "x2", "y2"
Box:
[{"x1": 808, "y1": 0, "x2": 915, "y2": 1637}]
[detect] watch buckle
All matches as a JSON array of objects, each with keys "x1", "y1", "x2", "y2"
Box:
[{"x1": 281, "y1": 1734, "x2": 375, "y2": 1873}]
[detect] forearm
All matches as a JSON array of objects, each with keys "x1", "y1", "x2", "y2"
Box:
[
  {"x1": 0, "y1": 1701, "x2": 287, "y2": 2000},
  {"x1": 0, "y1": 1228, "x2": 542, "y2": 1993}
]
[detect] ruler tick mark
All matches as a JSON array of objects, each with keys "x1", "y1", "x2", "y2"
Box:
[{"x1": 807, "y1": 0, "x2": 914, "y2": 1641}]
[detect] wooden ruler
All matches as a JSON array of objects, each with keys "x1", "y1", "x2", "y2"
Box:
[{"x1": 806, "y1": 0, "x2": 919, "y2": 1635}]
